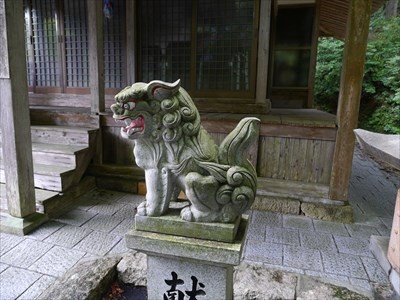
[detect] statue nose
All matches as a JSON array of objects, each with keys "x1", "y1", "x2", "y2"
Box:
[{"x1": 111, "y1": 103, "x2": 123, "y2": 115}]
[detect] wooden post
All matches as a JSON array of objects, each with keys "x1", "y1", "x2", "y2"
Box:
[
  {"x1": 87, "y1": 0, "x2": 105, "y2": 114},
  {"x1": 329, "y1": 0, "x2": 372, "y2": 200},
  {"x1": 87, "y1": 0, "x2": 104, "y2": 164},
  {"x1": 126, "y1": 0, "x2": 137, "y2": 85},
  {"x1": 306, "y1": 0, "x2": 321, "y2": 108},
  {"x1": 0, "y1": 0, "x2": 48, "y2": 234},
  {"x1": 256, "y1": 0, "x2": 272, "y2": 112}
]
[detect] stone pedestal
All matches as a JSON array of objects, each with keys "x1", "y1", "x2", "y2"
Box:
[{"x1": 126, "y1": 214, "x2": 248, "y2": 300}]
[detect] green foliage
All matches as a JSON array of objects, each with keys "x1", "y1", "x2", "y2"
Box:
[
  {"x1": 314, "y1": 9, "x2": 400, "y2": 134},
  {"x1": 314, "y1": 38, "x2": 344, "y2": 113}
]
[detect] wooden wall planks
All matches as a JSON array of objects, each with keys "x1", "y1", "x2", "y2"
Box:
[
  {"x1": 257, "y1": 136, "x2": 334, "y2": 184},
  {"x1": 101, "y1": 114, "x2": 335, "y2": 186}
]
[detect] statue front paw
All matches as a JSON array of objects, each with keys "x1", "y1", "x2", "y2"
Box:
[
  {"x1": 180, "y1": 206, "x2": 194, "y2": 222},
  {"x1": 137, "y1": 201, "x2": 148, "y2": 216}
]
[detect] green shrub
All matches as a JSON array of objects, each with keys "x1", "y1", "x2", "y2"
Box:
[
  {"x1": 314, "y1": 9, "x2": 400, "y2": 134},
  {"x1": 314, "y1": 38, "x2": 344, "y2": 114}
]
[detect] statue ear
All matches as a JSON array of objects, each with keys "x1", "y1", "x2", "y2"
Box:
[{"x1": 146, "y1": 79, "x2": 181, "y2": 100}]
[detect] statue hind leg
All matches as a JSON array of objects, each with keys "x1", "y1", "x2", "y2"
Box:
[{"x1": 180, "y1": 172, "x2": 222, "y2": 222}]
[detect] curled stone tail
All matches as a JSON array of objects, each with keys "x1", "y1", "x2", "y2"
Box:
[{"x1": 218, "y1": 117, "x2": 260, "y2": 168}]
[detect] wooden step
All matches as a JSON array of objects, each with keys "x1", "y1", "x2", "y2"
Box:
[
  {"x1": 0, "y1": 125, "x2": 96, "y2": 147},
  {"x1": 30, "y1": 106, "x2": 99, "y2": 127},
  {"x1": 1, "y1": 176, "x2": 96, "y2": 217},
  {"x1": 31, "y1": 143, "x2": 88, "y2": 167},
  {"x1": 36, "y1": 176, "x2": 97, "y2": 218},
  {"x1": 1, "y1": 182, "x2": 58, "y2": 213},
  {"x1": 0, "y1": 124, "x2": 98, "y2": 194},
  {"x1": 0, "y1": 143, "x2": 88, "y2": 168},
  {"x1": 30, "y1": 125, "x2": 96, "y2": 146},
  {"x1": 0, "y1": 161, "x2": 76, "y2": 192},
  {"x1": 87, "y1": 164, "x2": 145, "y2": 193}
]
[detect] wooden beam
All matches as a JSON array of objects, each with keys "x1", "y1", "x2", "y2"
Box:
[
  {"x1": 329, "y1": 0, "x2": 372, "y2": 201},
  {"x1": 87, "y1": 0, "x2": 105, "y2": 113},
  {"x1": 0, "y1": 0, "x2": 48, "y2": 235},
  {"x1": 255, "y1": 0, "x2": 272, "y2": 111}
]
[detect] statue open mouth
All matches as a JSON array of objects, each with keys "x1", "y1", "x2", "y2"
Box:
[{"x1": 119, "y1": 115, "x2": 145, "y2": 136}]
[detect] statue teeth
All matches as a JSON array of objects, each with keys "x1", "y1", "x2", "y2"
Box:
[{"x1": 124, "y1": 118, "x2": 132, "y2": 126}]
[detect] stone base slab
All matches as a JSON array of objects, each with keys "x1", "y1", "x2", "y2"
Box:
[
  {"x1": 0, "y1": 212, "x2": 48, "y2": 235},
  {"x1": 390, "y1": 268, "x2": 400, "y2": 295},
  {"x1": 126, "y1": 215, "x2": 248, "y2": 266},
  {"x1": 301, "y1": 202, "x2": 353, "y2": 223},
  {"x1": 253, "y1": 195, "x2": 300, "y2": 215},
  {"x1": 135, "y1": 210, "x2": 241, "y2": 243},
  {"x1": 147, "y1": 255, "x2": 233, "y2": 300},
  {"x1": 253, "y1": 193, "x2": 354, "y2": 223},
  {"x1": 370, "y1": 235, "x2": 400, "y2": 296}
]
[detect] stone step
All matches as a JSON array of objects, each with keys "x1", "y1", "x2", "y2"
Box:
[{"x1": 0, "y1": 161, "x2": 76, "y2": 192}]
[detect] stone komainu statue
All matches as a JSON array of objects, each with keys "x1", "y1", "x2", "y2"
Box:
[{"x1": 111, "y1": 79, "x2": 260, "y2": 223}]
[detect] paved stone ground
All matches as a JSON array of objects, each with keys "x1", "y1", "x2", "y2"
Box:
[
  {"x1": 350, "y1": 146, "x2": 399, "y2": 223},
  {"x1": 0, "y1": 146, "x2": 399, "y2": 299}
]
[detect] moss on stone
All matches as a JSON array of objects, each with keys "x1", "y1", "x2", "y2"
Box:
[{"x1": 332, "y1": 286, "x2": 369, "y2": 300}]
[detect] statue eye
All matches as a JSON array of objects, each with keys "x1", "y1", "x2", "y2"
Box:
[{"x1": 123, "y1": 102, "x2": 136, "y2": 110}]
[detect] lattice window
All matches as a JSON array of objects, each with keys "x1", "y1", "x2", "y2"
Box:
[
  {"x1": 63, "y1": 0, "x2": 88, "y2": 88},
  {"x1": 25, "y1": 0, "x2": 127, "y2": 92},
  {"x1": 196, "y1": 0, "x2": 255, "y2": 92},
  {"x1": 104, "y1": 0, "x2": 126, "y2": 89},
  {"x1": 24, "y1": 0, "x2": 34, "y2": 86},
  {"x1": 138, "y1": 0, "x2": 192, "y2": 89},
  {"x1": 30, "y1": 0, "x2": 59, "y2": 87},
  {"x1": 137, "y1": 0, "x2": 257, "y2": 97}
]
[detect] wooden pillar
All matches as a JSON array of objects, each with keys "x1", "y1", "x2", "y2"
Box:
[
  {"x1": 87, "y1": 0, "x2": 105, "y2": 114},
  {"x1": 0, "y1": 0, "x2": 47, "y2": 234},
  {"x1": 329, "y1": 0, "x2": 372, "y2": 200},
  {"x1": 87, "y1": 0, "x2": 104, "y2": 164},
  {"x1": 255, "y1": 0, "x2": 272, "y2": 112},
  {"x1": 126, "y1": 0, "x2": 137, "y2": 85},
  {"x1": 306, "y1": 0, "x2": 321, "y2": 108}
]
